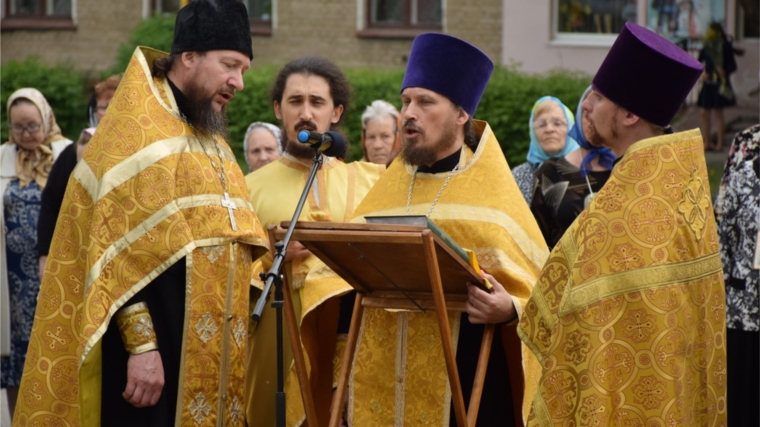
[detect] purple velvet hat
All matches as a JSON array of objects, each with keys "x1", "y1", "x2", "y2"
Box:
[
  {"x1": 592, "y1": 22, "x2": 702, "y2": 127},
  {"x1": 401, "y1": 33, "x2": 494, "y2": 117}
]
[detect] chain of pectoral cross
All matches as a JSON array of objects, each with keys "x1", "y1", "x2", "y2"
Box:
[{"x1": 189, "y1": 122, "x2": 238, "y2": 231}]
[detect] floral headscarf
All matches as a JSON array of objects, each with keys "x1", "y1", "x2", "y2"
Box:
[
  {"x1": 526, "y1": 96, "x2": 580, "y2": 166},
  {"x1": 567, "y1": 86, "x2": 617, "y2": 177},
  {"x1": 6, "y1": 88, "x2": 67, "y2": 188},
  {"x1": 243, "y1": 121, "x2": 283, "y2": 172}
]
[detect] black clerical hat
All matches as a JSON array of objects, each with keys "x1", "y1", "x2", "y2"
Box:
[{"x1": 171, "y1": 0, "x2": 253, "y2": 60}]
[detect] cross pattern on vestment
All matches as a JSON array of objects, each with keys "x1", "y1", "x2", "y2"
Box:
[
  {"x1": 543, "y1": 373, "x2": 577, "y2": 416},
  {"x1": 45, "y1": 326, "x2": 67, "y2": 349},
  {"x1": 133, "y1": 317, "x2": 154, "y2": 339},
  {"x1": 595, "y1": 348, "x2": 632, "y2": 388},
  {"x1": 221, "y1": 192, "x2": 237, "y2": 231},
  {"x1": 189, "y1": 392, "x2": 212, "y2": 424},
  {"x1": 656, "y1": 333, "x2": 686, "y2": 370},
  {"x1": 631, "y1": 201, "x2": 672, "y2": 243}
]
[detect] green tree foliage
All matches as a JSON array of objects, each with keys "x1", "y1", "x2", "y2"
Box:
[
  {"x1": 226, "y1": 65, "x2": 590, "y2": 165},
  {"x1": 1, "y1": 50, "x2": 590, "y2": 168},
  {"x1": 109, "y1": 13, "x2": 177, "y2": 76},
  {"x1": 1, "y1": 58, "x2": 87, "y2": 143},
  {"x1": 478, "y1": 67, "x2": 591, "y2": 165}
]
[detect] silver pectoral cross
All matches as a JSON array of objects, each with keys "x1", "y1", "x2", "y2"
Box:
[{"x1": 221, "y1": 192, "x2": 237, "y2": 231}]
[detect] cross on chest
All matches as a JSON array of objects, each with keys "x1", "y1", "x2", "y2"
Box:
[{"x1": 221, "y1": 192, "x2": 237, "y2": 231}]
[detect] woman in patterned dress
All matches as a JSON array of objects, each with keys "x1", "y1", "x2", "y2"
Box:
[
  {"x1": 715, "y1": 124, "x2": 760, "y2": 426},
  {"x1": 0, "y1": 88, "x2": 72, "y2": 418}
]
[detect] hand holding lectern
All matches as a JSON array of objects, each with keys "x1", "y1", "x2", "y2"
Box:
[{"x1": 270, "y1": 219, "x2": 496, "y2": 427}]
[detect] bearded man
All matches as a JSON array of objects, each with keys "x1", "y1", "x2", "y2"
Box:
[
  {"x1": 290, "y1": 34, "x2": 548, "y2": 426},
  {"x1": 518, "y1": 23, "x2": 727, "y2": 426},
  {"x1": 12, "y1": 2, "x2": 268, "y2": 426},
  {"x1": 244, "y1": 56, "x2": 384, "y2": 427}
]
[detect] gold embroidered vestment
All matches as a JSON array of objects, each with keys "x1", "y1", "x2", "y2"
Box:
[
  {"x1": 12, "y1": 47, "x2": 268, "y2": 427},
  {"x1": 518, "y1": 129, "x2": 727, "y2": 426}
]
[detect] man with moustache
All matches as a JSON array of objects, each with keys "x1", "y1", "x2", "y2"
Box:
[
  {"x1": 292, "y1": 34, "x2": 548, "y2": 426},
  {"x1": 12, "y1": 1, "x2": 269, "y2": 426},
  {"x1": 244, "y1": 56, "x2": 384, "y2": 427},
  {"x1": 518, "y1": 23, "x2": 727, "y2": 425}
]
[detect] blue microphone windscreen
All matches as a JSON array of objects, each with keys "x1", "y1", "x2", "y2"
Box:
[{"x1": 297, "y1": 130, "x2": 310, "y2": 143}]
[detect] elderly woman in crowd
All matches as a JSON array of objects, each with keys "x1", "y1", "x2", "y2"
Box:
[
  {"x1": 511, "y1": 96, "x2": 579, "y2": 205},
  {"x1": 360, "y1": 100, "x2": 402, "y2": 166},
  {"x1": 1, "y1": 88, "x2": 72, "y2": 417},
  {"x1": 87, "y1": 74, "x2": 121, "y2": 127},
  {"x1": 715, "y1": 124, "x2": 759, "y2": 426},
  {"x1": 529, "y1": 91, "x2": 614, "y2": 249},
  {"x1": 244, "y1": 121, "x2": 283, "y2": 172}
]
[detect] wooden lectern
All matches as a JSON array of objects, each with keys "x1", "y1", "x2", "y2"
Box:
[{"x1": 270, "y1": 221, "x2": 495, "y2": 427}]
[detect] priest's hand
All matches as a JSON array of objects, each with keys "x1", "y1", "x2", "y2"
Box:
[
  {"x1": 123, "y1": 350, "x2": 164, "y2": 407},
  {"x1": 466, "y1": 273, "x2": 516, "y2": 324},
  {"x1": 284, "y1": 240, "x2": 312, "y2": 262}
]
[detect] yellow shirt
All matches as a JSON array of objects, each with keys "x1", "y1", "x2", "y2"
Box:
[{"x1": 244, "y1": 154, "x2": 384, "y2": 427}]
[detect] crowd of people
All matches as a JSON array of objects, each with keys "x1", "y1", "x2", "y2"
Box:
[{"x1": 1, "y1": 0, "x2": 756, "y2": 426}]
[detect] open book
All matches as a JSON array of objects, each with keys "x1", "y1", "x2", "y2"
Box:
[{"x1": 365, "y1": 215, "x2": 490, "y2": 290}]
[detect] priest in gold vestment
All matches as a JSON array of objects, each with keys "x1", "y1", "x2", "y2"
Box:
[
  {"x1": 244, "y1": 56, "x2": 384, "y2": 427},
  {"x1": 12, "y1": 2, "x2": 269, "y2": 426},
  {"x1": 518, "y1": 23, "x2": 727, "y2": 426},
  {"x1": 285, "y1": 34, "x2": 549, "y2": 427}
]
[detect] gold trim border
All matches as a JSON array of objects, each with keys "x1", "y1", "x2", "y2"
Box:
[{"x1": 559, "y1": 252, "x2": 723, "y2": 316}]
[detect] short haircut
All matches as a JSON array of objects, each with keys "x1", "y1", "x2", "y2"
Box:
[
  {"x1": 271, "y1": 56, "x2": 351, "y2": 125},
  {"x1": 361, "y1": 100, "x2": 399, "y2": 132}
]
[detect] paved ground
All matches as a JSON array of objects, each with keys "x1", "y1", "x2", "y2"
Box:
[{"x1": 1, "y1": 389, "x2": 9, "y2": 427}]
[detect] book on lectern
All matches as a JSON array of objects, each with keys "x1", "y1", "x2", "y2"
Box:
[{"x1": 364, "y1": 215, "x2": 491, "y2": 290}]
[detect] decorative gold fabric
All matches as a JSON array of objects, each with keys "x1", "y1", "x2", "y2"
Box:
[
  {"x1": 115, "y1": 302, "x2": 158, "y2": 355},
  {"x1": 518, "y1": 129, "x2": 727, "y2": 426},
  {"x1": 244, "y1": 155, "x2": 384, "y2": 427},
  {"x1": 290, "y1": 121, "x2": 549, "y2": 426},
  {"x1": 12, "y1": 47, "x2": 268, "y2": 427}
]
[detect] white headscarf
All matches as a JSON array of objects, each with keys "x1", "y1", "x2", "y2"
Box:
[{"x1": 242, "y1": 122, "x2": 283, "y2": 172}]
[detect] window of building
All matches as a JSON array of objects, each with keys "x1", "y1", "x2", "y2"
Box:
[
  {"x1": 554, "y1": 0, "x2": 638, "y2": 44},
  {"x1": 1, "y1": 0, "x2": 75, "y2": 30},
  {"x1": 153, "y1": 0, "x2": 181, "y2": 14},
  {"x1": 646, "y1": 0, "x2": 725, "y2": 43},
  {"x1": 358, "y1": 0, "x2": 442, "y2": 39},
  {"x1": 736, "y1": 0, "x2": 758, "y2": 38},
  {"x1": 145, "y1": 0, "x2": 273, "y2": 35},
  {"x1": 243, "y1": 0, "x2": 273, "y2": 35}
]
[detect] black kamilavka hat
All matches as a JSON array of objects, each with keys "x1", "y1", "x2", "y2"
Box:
[{"x1": 171, "y1": 0, "x2": 253, "y2": 60}]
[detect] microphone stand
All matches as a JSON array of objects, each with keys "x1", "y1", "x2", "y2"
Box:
[{"x1": 251, "y1": 149, "x2": 324, "y2": 427}]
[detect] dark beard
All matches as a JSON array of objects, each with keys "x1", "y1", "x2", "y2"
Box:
[
  {"x1": 284, "y1": 120, "x2": 320, "y2": 160},
  {"x1": 183, "y1": 79, "x2": 229, "y2": 141},
  {"x1": 401, "y1": 121, "x2": 457, "y2": 167}
]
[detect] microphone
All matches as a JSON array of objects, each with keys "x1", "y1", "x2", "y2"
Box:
[{"x1": 297, "y1": 130, "x2": 347, "y2": 158}]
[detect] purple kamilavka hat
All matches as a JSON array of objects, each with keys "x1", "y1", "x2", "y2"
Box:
[
  {"x1": 592, "y1": 22, "x2": 703, "y2": 127},
  {"x1": 401, "y1": 33, "x2": 494, "y2": 117}
]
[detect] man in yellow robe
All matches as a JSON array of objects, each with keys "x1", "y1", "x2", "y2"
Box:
[
  {"x1": 518, "y1": 23, "x2": 727, "y2": 426},
  {"x1": 244, "y1": 56, "x2": 384, "y2": 427},
  {"x1": 292, "y1": 34, "x2": 549, "y2": 426},
  {"x1": 12, "y1": 2, "x2": 269, "y2": 426}
]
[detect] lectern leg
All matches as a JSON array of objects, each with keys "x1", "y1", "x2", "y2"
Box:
[
  {"x1": 329, "y1": 293, "x2": 364, "y2": 427},
  {"x1": 268, "y1": 227, "x2": 319, "y2": 427},
  {"x1": 466, "y1": 323, "x2": 495, "y2": 426},
  {"x1": 422, "y1": 232, "x2": 467, "y2": 427}
]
